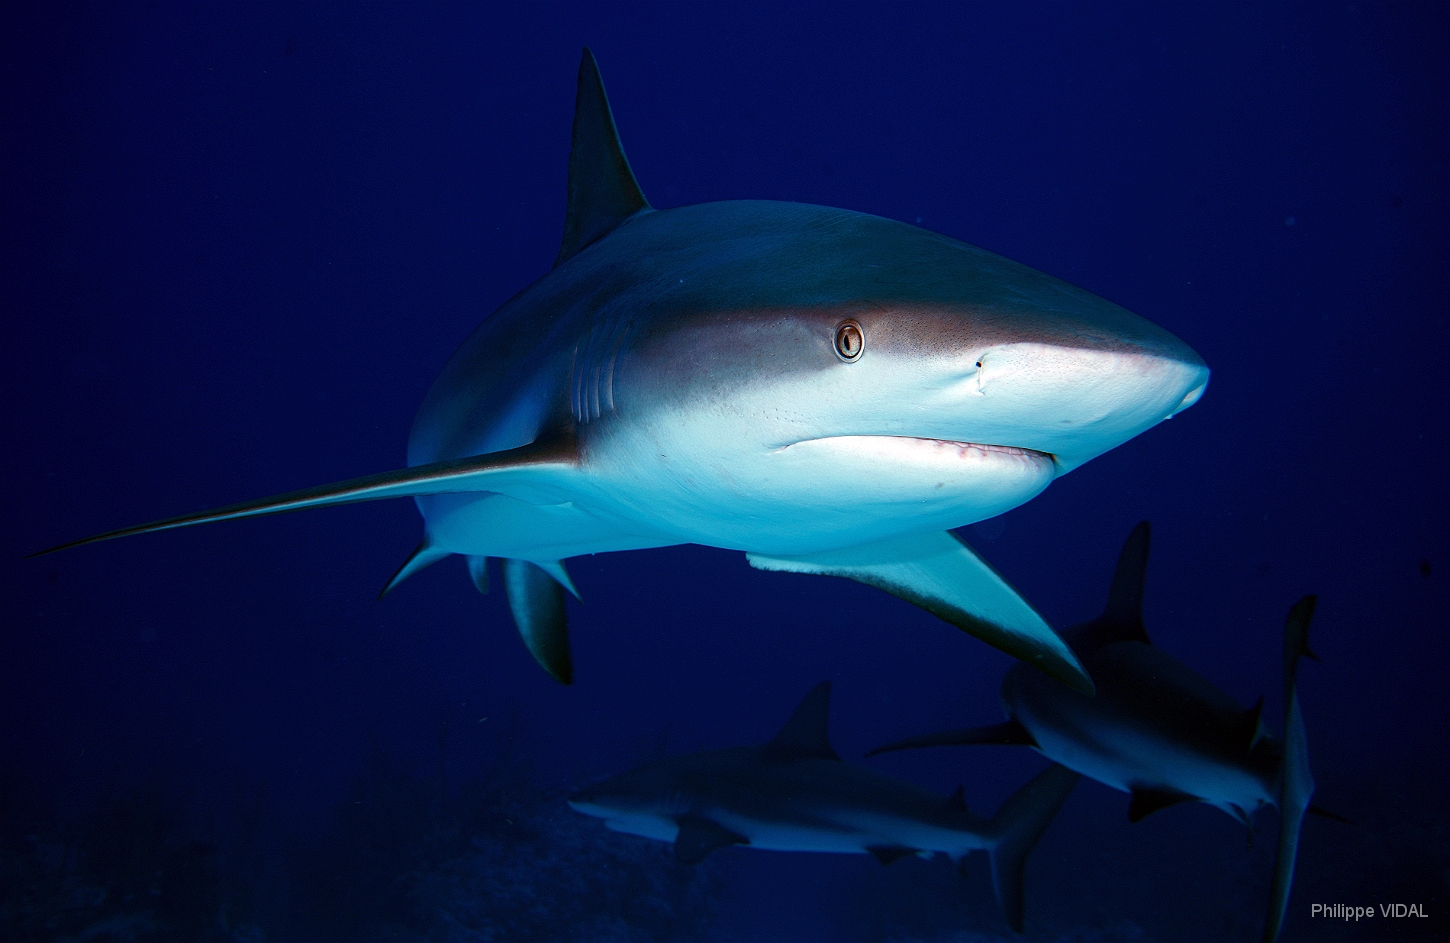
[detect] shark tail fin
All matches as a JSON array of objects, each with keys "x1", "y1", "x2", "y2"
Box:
[
  {"x1": 986, "y1": 764, "x2": 1080, "y2": 934},
  {"x1": 502, "y1": 559, "x2": 575, "y2": 685},
  {"x1": 378, "y1": 538, "x2": 450, "y2": 599},
  {"x1": 554, "y1": 48, "x2": 651, "y2": 268},
  {"x1": 1263, "y1": 594, "x2": 1318, "y2": 943}
]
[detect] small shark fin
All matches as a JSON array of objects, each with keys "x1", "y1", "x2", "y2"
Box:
[
  {"x1": 987, "y1": 764, "x2": 1080, "y2": 934},
  {"x1": 868, "y1": 719, "x2": 1037, "y2": 757},
  {"x1": 764, "y1": 681, "x2": 840, "y2": 762},
  {"x1": 748, "y1": 531, "x2": 1092, "y2": 695},
  {"x1": 378, "y1": 538, "x2": 450, "y2": 599},
  {"x1": 1237, "y1": 696, "x2": 1266, "y2": 752},
  {"x1": 1127, "y1": 786, "x2": 1198, "y2": 823},
  {"x1": 535, "y1": 559, "x2": 581, "y2": 599},
  {"x1": 1263, "y1": 595, "x2": 1319, "y2": 943},
  {"x1": 1072, "y1": 522, "x2": 1153, "y2": 654},
  {"x1": 866, "y1": 845, "x2": 919, "y2": 866},
  {"x1": 673, "y1": 813, "x2": 747, "y2": 865},
  {"x1": 30, "y1": 431, "x2": 580, "y2": 558},
  {"x1": 502, "y1": 558, "x2": 574, "y2": 685},
  {"x1": 554, "y1": 48, "x2": 651, "y2": 268},
  {"x1": 946, "y1": 785, "x2": 969, "y2": 815},
  {"x1": 466, "y1": 555, "x2": 490, "y2": 595}
]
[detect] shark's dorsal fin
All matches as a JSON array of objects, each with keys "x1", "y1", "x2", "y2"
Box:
[
  {"x1": 1071, "y1": 521, "x2": 1153, "y2": 654},
  {"x1": 673, "y1": 813, "x2": 747, "y2": 864},
  {"x1": 1236, "y1": 696, "x2": 1266, "y2": 752},
  {"x1": 764, "y1": 681, "x2": 840, "y2": 762},
  {"x1": 866, "y1": 845, "x2": 919, "y2": 866},
  {"x1": 554, "y1": 48, "x2": 651, "y2": 268},
  {"x1": 946, "y1": 785, "x2": 969, "y2": 814},
  {"x1": 1127, "y1": 785, "x2": 1197, "y2": 823}
]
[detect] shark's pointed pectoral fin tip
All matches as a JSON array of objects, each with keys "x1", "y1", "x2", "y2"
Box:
[{"x1": 749, "y1": 534, "x2": 1091, "y2": 694}]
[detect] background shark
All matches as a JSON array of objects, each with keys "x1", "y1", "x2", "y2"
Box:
[
  {"x1": 569, "y1": 681, "x2": 1080, "y2": 934},
  {"x1": 31, "y1": 49, "x2": 1208, "y2": 691},
  {"x1": 869, "y1": 522, "x2": 1330, "y2": 942}
]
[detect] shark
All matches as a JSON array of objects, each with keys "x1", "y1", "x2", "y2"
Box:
[
  {"x1": 568, "y1": 681, "x2": 1080, "y2": 934},
  {"x1": 868, "y1": 522, "x2": 1329, "y2": 943},
  {"x1": 32, "y1": 50, "x2": 1209, "y2": 691}
]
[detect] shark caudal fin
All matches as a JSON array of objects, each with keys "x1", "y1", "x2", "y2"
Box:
[
  {"x1": 29, "y1": 432, "x2": 580, "y2": 558},
  {"x1": 1263, "y1": 595, "x2": 1319, "y2": 943},
  {"x1": 986, "y1": 763, "x2": 1080, "y2": 934},
  {"x1": 866, "y1": 719, "x2": 1036, "y2": 758},
  {"x1": 554, "y1": 48, "x2": 651, "y2": 268},
  {"x1": 748, "y1": 531, "x2": 1092, "y2": 695}
]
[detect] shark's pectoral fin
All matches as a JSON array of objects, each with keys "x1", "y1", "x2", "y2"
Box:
[
  {"x1": 1263, "y1": 595, "x2": 1320, "y2": 943},
  {"x1": 502, "y1": 559, "x2": 574, "y2": 685},
  {"x1": 673, "y1": 813, "x2": 747, "y2": 865},
  {"x1": 31, "y1": 430, "x2": 581, "y2": 557},
  {"x1": 868, "y1": 719, "x2": 1037, "y2": 757},
  {"x1": 1127, "y1": 786, "x2": 1198, "y2": 823},
  {"x1": 467, "y1": 555, "x2": 490, "y2": 594},
  {"x1": 378, "y1": 538, "x2": 450, "y2": 599},
  {"x1": 748, "y1": 532, "x2": 1092, "y2": 695},
  {"x1": 866, "y1": 845, "x2": 919, "y2": 866},
  {"x1": 987, "y1": 764, "x2": 1080, "y2": 934}
]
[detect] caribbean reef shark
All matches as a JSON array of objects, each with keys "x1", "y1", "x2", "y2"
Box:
[
  {"x1": 568, "y1": 682, "x2": 1079, "y2": 934},
  {"x1": 33, "y1": 50, "x2": 1209, "y2": 690},
  {"x1": 869, "y1": 522, "x2": 1328, "y2": 942}
]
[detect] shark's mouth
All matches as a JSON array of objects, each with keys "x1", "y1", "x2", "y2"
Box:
[{"x1": 781, "y1": 435, "x2": 1053, "y2": 464}]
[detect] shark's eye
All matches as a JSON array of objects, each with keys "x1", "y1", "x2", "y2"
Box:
[{"x1": 834, "y1": 320, "x2": 864, "y2": 363}]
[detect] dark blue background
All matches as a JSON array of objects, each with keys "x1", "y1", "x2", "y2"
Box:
[{"x1": 3, "y1": 3, "x2": 1445, "y2": 940}]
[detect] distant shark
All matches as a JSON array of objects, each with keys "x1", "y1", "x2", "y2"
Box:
[
  {"x1": 568, "y1": 681, "x2": 1080, "y2": 934},
  {"x1": 32, "y1": 50, "x2": 1209, "y2": 691},
  {"x1": 869, "y1": 522, "x2": 1329, "y2": 943}
]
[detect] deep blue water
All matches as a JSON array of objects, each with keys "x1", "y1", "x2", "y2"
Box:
[{"x1": 2, "y1": 3, "x2": 1446, "y2": 941}]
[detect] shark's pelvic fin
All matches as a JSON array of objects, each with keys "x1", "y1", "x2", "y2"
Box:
[
  {"x1": 986, "y1": 764, "x2": 1080, "y2": 934},
  {"x1": 536, "y1": 559, "x2": 581, "y2": 600},
  {"x1": 467, "y1": 555, "x2": 490, "y2": 594},
  {"x1": 1127, "y1": 786, "x2": 1198, "y2": 823},
  {"x1": 673, "y1": 813, "x2": 747, "y2": 865},
  {"x1": 502, "y1": 558, "x2": 574, "y2": 685},
  {"x1": 764, "y1": 681, "x2": 840, "y2": 762},
  {"x1": 378, "y1": 538, "x2": 450, "y2": 599},
  {"x1": 1263, "y1": 594, "x2": 1319, "y2": 943},
  {"x1": 29, "y1": 431, "x2": 581, "y2": 558},
  {"x1": 748, "y1": 532, "x2": 1092, "y2": 695},
  {"x1": 867, "y1": 719, "x2": 1037, "y2": 757},
  {"x1": 554, "y1": 48, "x2": 651, "y2": 268},
  {"x1": 866, "y1": 845, "x2": 919, "y2": 866}
]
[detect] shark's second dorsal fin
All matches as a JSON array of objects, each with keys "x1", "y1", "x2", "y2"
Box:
[
  {"x1": 554, "y1": 48, "x2": 651, "y2": 268},
  {"x1": 764, "y1": 682, "x2": 840, "y2": 762}
]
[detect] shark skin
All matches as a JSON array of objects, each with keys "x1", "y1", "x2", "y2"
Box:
[
  {"x1": 31, "y1": 50, "x2": 1209, "y2": 690},
  {"x1": 568, "y1": 682, "x2": 1080, "y2": 934},
  {"x1": 869, "y1": 523, "x2": 1327, "y2": 943}
]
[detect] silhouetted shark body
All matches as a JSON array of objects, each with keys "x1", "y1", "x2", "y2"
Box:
[
  {"x1": 569, "y1": 682, "x2": 1079, "y2": 933},
  {"x1": 871, "y1": 523, "x2": 1327, "y2": 942}
]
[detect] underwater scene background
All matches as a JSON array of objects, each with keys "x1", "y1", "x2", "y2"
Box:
[{"x1": 2, "y1": 3, "x2": 1445, "y2": 940}]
